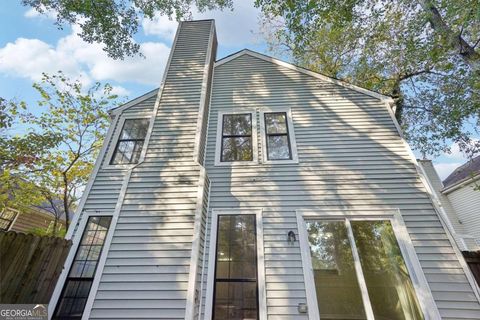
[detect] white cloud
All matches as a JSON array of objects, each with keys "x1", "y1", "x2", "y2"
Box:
[
  {"x1": 24, "y1": 7, "x2": 57, "y2": 20},
  {"x1": 0, "y1": 26, "x2": 170, "y2": 86},
  {"x1": 110, "y1": 85, "x2": 130, "y2": 96},
  {"x1": 142, "y1": 14, "x2": 178, "y2": 40}
]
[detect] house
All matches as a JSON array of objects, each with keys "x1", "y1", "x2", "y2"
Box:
[
  {"x1": 0, "y1": 202, "x2": 65, "y2": 234},
  {"x1": 48, "y1": 20, "x2": 480, "y2": 320},
  {"x1": 419, "y1": 157, "x2": 480, "y2": 251}
]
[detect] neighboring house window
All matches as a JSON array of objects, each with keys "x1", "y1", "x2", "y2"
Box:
[
  {"x1": 213, "y1": 214, "x2": 258, "y2": 319},
  {"x1": 305, "y1": 219, "x2": 424, "y2": 319},
  {"x1": 53, "y1": 216, "x2": 112, "y2": 320},
  {"x1": 110, "y1": 118, "x2": 149, "y2": 165},
  {"x1": 260, "y1": 108, "x2": 298, "y2": 163},
  {"x1": 221, "y1": 113, "x2": 253, "y2": 162},
  {"x1": 0, "y1": 208, "x2": 18, "y2": 231}
]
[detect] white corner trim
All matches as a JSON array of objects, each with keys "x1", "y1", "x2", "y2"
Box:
[
  {"x1": 204, "y1": 208, "x2": 267, "y2": 320},
  {"x1": 295, "y1": 208, "x2": 441, "y2": 320},
  {"x1": 48, "y1": 210, "x2": 115, "y2": 319},
  {"x1": 193, "y1": 21, "x2": 216, "y2": 165},
  {"x1": 214, "y1": 109, "x2": 259, "y2": 166},
  {"x1": 214, "y1": 49, "x2": 393, "y2": 102},
  {"x1": 185, "y1": 167, "x2": 209, "y2": 319},
  {"x1": 259, "y1": 107, "x2": 299, "y2": 164},
  {"x1": 102, "y1": 115, "x2": 152, "y2": 169},
  {"x1": 383, "y1": 100, "x2": 480, "y2": 302},
  {"x1": 108, "y1": 88, "x2": 158, "y2": 116}
]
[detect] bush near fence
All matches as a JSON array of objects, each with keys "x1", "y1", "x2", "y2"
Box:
[{"x1": 0, "y1": 231, "x2": 71, "y2": 303}]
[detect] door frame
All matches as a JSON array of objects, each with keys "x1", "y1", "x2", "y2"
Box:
[
  {"x1": 296, "y1": 208, "x2": 440, "y2": 320},
  {"x1": 204, "y1": 208, "x2": 267, "y2": 320}
]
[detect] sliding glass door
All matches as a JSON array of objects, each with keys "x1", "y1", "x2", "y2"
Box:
[{"x1": 305, "y1": 219, "x2": 424, "y2": 320}]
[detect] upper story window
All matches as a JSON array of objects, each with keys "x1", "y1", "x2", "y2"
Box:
[
  {"x1": 110, "y1": 118, "x2": 149, "y2": 165},
  {"x1": 215, "y1": 108, "x2": 297, "y2": 165},
  {"x1": 260, "y1": 108, "x2": 298, "y2": 164},
  {"x1": 221, "y1": 114, "x2": 253, "y2": 162},
  {"x1": 264, "y1": 112, "x2": 291, "y2": 160},
  {"x1": 215, "y1": 110, "x2": 258, "y2": 165}
]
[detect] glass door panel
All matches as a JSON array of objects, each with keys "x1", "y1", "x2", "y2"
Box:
[
  {"x1": 351, "y1": 220, "x2": 424, "y2": 320},
  {"x1": 306, "y1": 220, "x2": 367, "y2": 320}
]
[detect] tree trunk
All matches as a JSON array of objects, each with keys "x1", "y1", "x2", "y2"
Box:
[
  {"x1": 418, "y1": 0, "x2": 480, "y2": 72},
  {"x1": 62, "y1": 173, "x2": 70, "y2": 230},
  {"x1": 392, "y1": 80, "x2": 404, "y2": 122}
]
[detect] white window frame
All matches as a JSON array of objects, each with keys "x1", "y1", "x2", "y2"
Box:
[
  {"x1": 296, "y1": 208, "x2": 441, "y2": 320},
  {"x1": 259, "y1": 107, "x2": 298, "y2": 164},
  {"x1": 48, "y1": 210, "x2": 115, "y2": 319},
  {"x1": 204, "y1": 208, "x2": 267, "y2": 320},
  {"x1": 214, "y1": 109, "x2": 258, "y2": 166},
  {"x1": 103, "y1": 115, "x2": 151, "y2": 169}
]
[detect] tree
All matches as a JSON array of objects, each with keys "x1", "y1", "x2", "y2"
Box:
[
  {"x1": 1, "y1": 72, "x2": 121, "y2": 229},
  {"x1": 21, "y1": 0, "x2": 233, "y2": 59},
  {"x1": 256, "y1": 0, "x2": 480, "y2": 158}
]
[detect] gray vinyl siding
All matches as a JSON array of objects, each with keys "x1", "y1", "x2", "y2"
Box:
[
  {"x1": 88, "y1": 20, "x2": 215, "y2": 319},
  {"x1": 447, "y1": 182, "x2": 480, "y2": 246},
  {"x1": 418, "y1": 160, "x2": 477, "y2": 250},
  {"x1": 201, "y1": 54, "x2": 480, "y2": 319}
]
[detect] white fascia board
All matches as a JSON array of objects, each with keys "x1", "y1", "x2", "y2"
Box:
[{"x1": 214, "y1": 49, "x2": 394, "y2": 102}]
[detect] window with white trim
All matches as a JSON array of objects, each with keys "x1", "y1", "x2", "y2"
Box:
[
  {"x1": 221, "y1": 113, "x2": 254, "y2": 162},
  {"x1": 110, "y1": 118, "x2": 149, "y2": 165},
  {"x1": 305, "y1": 219, "x2": 424, "y2": 320},
  {"x1": 259, "y1": 108, "x2": 298, "y2": 163},
  {"x1": 53, "y1": 216, "x2": 112, "y2": 320},
  {"x1": 0, "y1": 208, "x2": 18, "y2": 230},
  {"x1": 215, "y1": 110, "x2": 258, "y2": 165}
]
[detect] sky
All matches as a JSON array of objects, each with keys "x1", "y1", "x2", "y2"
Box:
[{"x1": 0, "y1": 1, "x2": 471, "y2": 180}]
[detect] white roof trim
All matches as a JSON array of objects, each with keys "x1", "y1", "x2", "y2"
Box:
[
  {"x1": 215, "y1": 49, "x2": 393, "y2": 102},
  {"x1": 108, "y1": 88, "x2": 159, "y2": 115}
]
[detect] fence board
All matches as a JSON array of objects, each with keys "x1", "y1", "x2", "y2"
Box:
[{"x1": 0, "y1": 231, "x2": 71, "y2": 304}]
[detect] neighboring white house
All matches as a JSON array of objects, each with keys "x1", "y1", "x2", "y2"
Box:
[
  {"x1": 48, "y1": 20, "x2": 480, "y2": 320},
  {"x1": 419, "y1": 156, "x2": 480, "y2": 251}
]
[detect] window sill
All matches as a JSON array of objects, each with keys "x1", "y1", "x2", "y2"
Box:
[
  {"x1": 214, "y1": 160, "x2": 259, "y2": 167},
  {"x1": 262, "y1": 158, "x2": 299, "y2": 165}
]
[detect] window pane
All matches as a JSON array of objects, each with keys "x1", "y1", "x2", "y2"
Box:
[
  {"x1": 267, "y1": 135, "x2": 291, "y2": 160},
  {"x1": 265, "y1": 112, "x2": 287, "y2": 134},
  {"x1": 214, "y1": 282, "x2": 258, "y2": 320},
  {"x1": 213, "y1": 215, "x2": 258, "y2": 320},
  {"x1": 120, "y1": 119, "x2": 149, "y2": 139},
  {"x1": 222, "y1": 137, "x2": 253, "y2": 162},
  {"x1": 222, "y1": 114, "x2": 252, "y2": 136},
  {"x1": 306, "y1": 220, "x2": 367, "y2": 320},
  {"x1": 351, "y1": 221, "x2": 424, "y2": 320}
]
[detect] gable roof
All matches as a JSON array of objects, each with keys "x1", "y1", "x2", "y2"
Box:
[
  {"x1": 215, "y1": 49, "x2": 394, "y2": 103},
  {"x1": 443, "y1": 155, "x2": 480, "y2": 189}
]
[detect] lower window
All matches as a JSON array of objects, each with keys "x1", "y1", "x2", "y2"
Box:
[
  {"x1": 53, "y1": 216, "x2": 112, "y2": 320},
  {"x1": 213, "y1": 214, "x2": 259, "y2": 320},
  {"x1": 305, "y1": 219, "x2": 424, "y2": 320}
]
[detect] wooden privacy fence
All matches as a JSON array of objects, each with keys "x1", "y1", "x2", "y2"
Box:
[{"x1": 0, "y1": 231, "x2": 71, "y2": 303}]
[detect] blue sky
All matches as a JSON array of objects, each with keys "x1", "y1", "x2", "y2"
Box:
[{"x1": 0, "y1": 1, "x2": 471, "y2": 180}]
